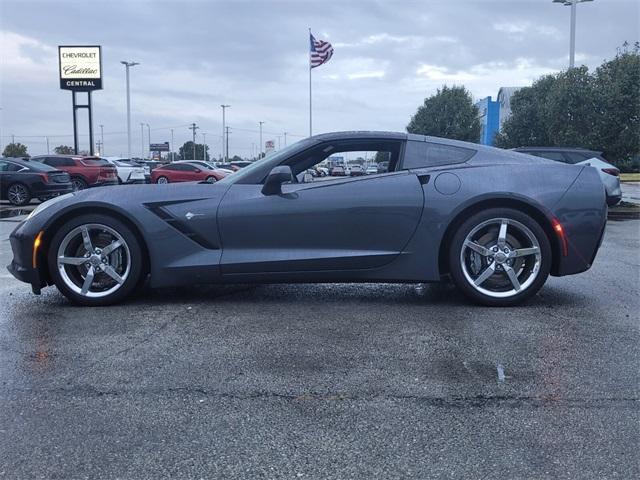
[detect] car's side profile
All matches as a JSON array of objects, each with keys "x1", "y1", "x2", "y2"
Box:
[
  {"x1": 150, "y1": 162, "x2": 226, "y2": 184},
  {"x1": 30, "y1": 155, "x2": 118, "y2": 191},
  {"x1": 0, "y1": 158, "x2": 73, "y2": 205},
  {"x1": 8, "y1": 132, "x2": 607, "y2": 307}
]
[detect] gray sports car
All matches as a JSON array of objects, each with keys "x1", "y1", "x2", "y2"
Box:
[{"x1": 8, "y1": 131, "x2": 607, "y2": 307}]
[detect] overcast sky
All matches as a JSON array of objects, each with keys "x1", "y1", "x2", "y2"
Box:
[{"x1": 1, "y1": 0, "x2": 638, "y2": 158}]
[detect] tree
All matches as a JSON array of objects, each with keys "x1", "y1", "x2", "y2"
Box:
[
  {"x1": 592, "y1": 42, "x2": 640, "y2": 163},
  {"x1": 178, "y1": 141, "x2": 209, "y2": 161},
  {"x1": 374, "y1": 151, "x2": 390, "y2": 164},
  {"x1": 495, "y1": 43, "x2": 640, "y2": 167},
  {"x1": 407, "y1": 85, "x2": 480, "y2": 142},
  {"x1": 2, "y1": 142, "x2": 28, "y2": 158},
  {"x1": 54, "y1": 145, "x2": 74, "y2": 154},
  {"x1": 230, "y1": 155, "x2": 244, "y2": 163}
]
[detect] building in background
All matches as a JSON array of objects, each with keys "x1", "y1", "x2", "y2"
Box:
[
  {"x1": 475, "y1": 96, "x2": 500, "y2": 146},
  {"x1": 497, "y1": 87, "x2": 523, "y2": 130}
]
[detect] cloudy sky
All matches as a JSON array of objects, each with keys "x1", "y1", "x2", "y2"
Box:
[{"x1": 1, "y1": 0, "x2": 638, "y2": 158}]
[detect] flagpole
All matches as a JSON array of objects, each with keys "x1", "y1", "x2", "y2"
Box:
[{"x1": 309, "y1": 27, "x2": 312, "y2": 137}]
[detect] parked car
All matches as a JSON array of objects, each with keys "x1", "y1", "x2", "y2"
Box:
[
  {"x1": 30, "y1": 155, "x2": 118, "y2": 191},
  {"x1": 150, "y1": 162, "x2": 226, "y2": 184},
  {"x1": 350, "y1": 165, "x2": 365, "y2": 176},
  {"x1": 103, "y1": 157, "x2": 147, "y2": 184},
  {"x1": 377, "y1": 161, "x2": 389, "y2": 174},
  {"x1": 366, "y1": 165, "x2": 378, "y2": 175},
  {"x1": 317, "y1": 166, "x2": 329, "y2": 177},
  {"x1": 9, "y1": 131, "x2": 607, "y2": 307},
  {"x1": 330, "y1": 165, "x2": 346, "y2": 176},
  {"x1": 0, "y1": 157, "x2": 72, "y2": 206},
  {"x1": 513, "y1": 147, "x2": 622, "y2": 206},
  {"x1": 173, "y1": 160, "x2": 228, "y2": 177},
  {"x1": 230, "y1": 161, "x2": 253, "y2": 169}
]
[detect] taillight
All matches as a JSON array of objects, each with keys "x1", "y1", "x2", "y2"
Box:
[
  {"x1": 552, "y1": 218, "x2": 568, "y2": 257},
  {"x1": 601, "y1": 168, "x2": 619, "y2": 177},
  {"x1": 38, "y1": 173, "x2": 49, "y2": 183}
]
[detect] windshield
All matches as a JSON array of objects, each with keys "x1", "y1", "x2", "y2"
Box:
[
  {"x1": 219, "y1": 138, "x2": 316, "y2": 185},
  {"x1": 82, "y1": 158, "x2": 110, "y2": 166}
]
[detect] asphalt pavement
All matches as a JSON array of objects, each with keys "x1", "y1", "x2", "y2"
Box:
[{"x1": 0, "y1": 217, "x2": 638, "y2": 479}]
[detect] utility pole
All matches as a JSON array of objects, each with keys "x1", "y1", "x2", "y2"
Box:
[
  {"x1": 99, "y1": 124, "x2": 104, "y2": 156},
  {"x1": 45, "y1": 136, "x2": 50, "y2": 154},
  {"x1": 120, "y1": 61, "x2": 139, "y2": 159},
  {"x1": 283, "y1": 132, "x2": 288, "y2": 147},
  {"x1": 225, "y1": 126, "x2": 230, "y2": 161},
  {"x1": 202, "y1": 132, "x2": 207, "y2": 161},
  {"x1": 189, "y1": 123, "x2": 199, "y2": 160},
  {"x1": 277, "y1": 135, "x2": 281, "y2": 150},
  {"x1": 170, "y1": 128, "x2": 174, "y2": 161},
  {"x1": 140, "y1": 123, "x2": 145, "y2": 159},
  {"x1": 258, "y1": 121, "x2": 265, "y2": 159},
  {"x1": 553, "y1": 0, "x2": 594, "y2": 69},
  {"x1": 220, "y1": 105, "x2": 230, "y2": 161}
]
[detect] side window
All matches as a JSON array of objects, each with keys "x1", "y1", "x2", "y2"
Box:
[
  {"x1": 184, "y1": 164, "x2": 198, "y2": 171},
  {"x1": 5, "y1": 162, "x2": 25, "y2": 172},
  {"x1": 0, "y1": 161, "x2": 9, "y2": 172},
  {"x1": 563, "y1": 152, "x2": 590, "y2": 164},
  {"x1": 533, "y1": 151, "x2": 567, "y2": 163},
  {"x1": 164, "y1": 164, "x2": 177, "y2": 171},
  {"x1": 284, "y1": 140, "x2": 403, "y2": 182},
  {"x1": 403, "y1": 141, "x2": 475, "y2": 169},
  {"x1": 44, "y1": 157, "x2": 71, "y2": 167}
]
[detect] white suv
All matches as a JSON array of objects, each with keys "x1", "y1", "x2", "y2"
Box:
[{"x1": 103, "y1": 157, "x2": 147, "y2": 184}]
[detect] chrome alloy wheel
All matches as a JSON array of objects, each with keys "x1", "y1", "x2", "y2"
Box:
[
  {"x1": 157, "y1": 176, "x2": 169, "y2": 184},
  {"x1": 56, "y1": 224, "x2": 131, "y2": 298},
  {"x1": 8, "y1": 184, "x2": 29, "y2": 205},
  {"x1": 460, "y1": 218, "x2": 542, "y2": 299}
]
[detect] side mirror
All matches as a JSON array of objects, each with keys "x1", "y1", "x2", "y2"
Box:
[
  {"x1": 193, "y1": 168, "x2": 201, "y2": 173},
  {"x1": 262, "y1": 165, "x2": 293, "y2": 195}
]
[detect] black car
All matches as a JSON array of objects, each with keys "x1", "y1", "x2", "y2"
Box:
[{"x1": 0, "y1": 158, "x2": 72, "y2": 206}]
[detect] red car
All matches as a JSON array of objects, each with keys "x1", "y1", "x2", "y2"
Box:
[
  {"x1": 151, "y1": 162, "x2": 226, "y2": 184},
  {"x1": 31, "y1": 155, "x2": 118, "y2": 191}
]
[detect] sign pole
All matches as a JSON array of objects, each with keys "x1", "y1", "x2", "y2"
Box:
[
  {"x1": 309, "y1": 28, "x2": 312, "y2": 137},
  {"x1": 72, "y1": 91, "x2": 79, "y2": 154},
  {"x1": 88, "y1": 91, "x2": 94, "y2": 155}
]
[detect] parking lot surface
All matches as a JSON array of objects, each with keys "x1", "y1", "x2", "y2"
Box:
[{"x1": 0, "y1": 218, "x2": 638, "y2": 479}]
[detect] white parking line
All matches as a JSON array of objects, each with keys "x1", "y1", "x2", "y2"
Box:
[{"x1": 496, "y1": 364, "x2": 506, "y2": 382}]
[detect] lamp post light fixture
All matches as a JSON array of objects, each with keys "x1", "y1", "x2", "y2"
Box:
[
  {"x1": 553, "y1": 0, "x2": 594, "y2": 69},
  {"x1": 221, "y1": 104, "x2": 230, "y2": 161},
  {"x1": 120, "y1": 61, "x2": 139, "y2": 160}
]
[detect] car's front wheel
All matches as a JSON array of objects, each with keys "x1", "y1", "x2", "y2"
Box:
[
  {"x1": 156, "y1": 176, "x2": 169, "y2": 184},
  {"x1": 448, "y1": 208, "x2": 551, "y2": 307},
  {"x1": 47, "y1": 214, "x2": 143, "y2": 306}
]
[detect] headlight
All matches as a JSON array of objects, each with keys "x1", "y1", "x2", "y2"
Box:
[{"x1": 27, "y1": 193, "x2": 74, "y2": 220}]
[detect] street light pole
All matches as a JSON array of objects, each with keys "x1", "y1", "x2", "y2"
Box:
[
  {"x1": 170, "y1": 128, "x2": 174, "y2": 161},
  {"x1": 145, "y1": 123, "x2": 151, "y2": 158},
  {"x1": 225, "y1": 126, "x2": 230, "y2": 161},
  {"x1": 283, "y1": 132, "x2": 288, "y2": 147},
  {"x1": 221, "y1": 105, "x2": 230, "y2": 161},
  {"x1": 120, "y1": 61, "x2": 139, "y2": 159},
  {"x1": 202, "y1": 132, "x2": 207, "y2": 161},
  {"x1": 258, "y1": 121, "x2": 265, "y2": 159},
  {"x1": 99, "y1": 124, "x2": 104, "y2": 156},
  {"x1": 553, "y1": 0, "x2": 593, "y2": 69},
  {"x1": 140, "y1": 123, "x2": 145, "y2": 159}
]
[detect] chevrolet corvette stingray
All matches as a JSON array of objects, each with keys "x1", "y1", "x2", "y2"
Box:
[{"x1": 8, "y1": 132, "x2": 607, "y2": 307}]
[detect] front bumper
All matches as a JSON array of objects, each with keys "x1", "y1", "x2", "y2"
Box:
[{"x1": 7, "y1": 223, "x2": 44, "y2": 294}]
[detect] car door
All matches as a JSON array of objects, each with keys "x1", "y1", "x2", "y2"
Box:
[
  {"x1": 0, "y1": 160, "x2": 16, "y2": 198},
  {"x1": 217, "y1": 142, "x2": 425, "y2": 276}
]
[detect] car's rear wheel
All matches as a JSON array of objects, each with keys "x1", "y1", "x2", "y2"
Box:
[
  {"x1": 7, "y1": 183, "x2": 31, "y2": 206},
  {"x1": 205, "y1": 176, "x2": 216, "y2": 183},
  {"x1": 156, "y1": 176, "x2": 169, "y2": 184},
  {"x1": 47, "y1": 214, "x2": 143, "y2": 306},
  {"x1": 71, "y1": 177, "x2": 87, "y2": 191},
  {"x1": 448, "y1": 208, "x2": 551, "y2": 307}
]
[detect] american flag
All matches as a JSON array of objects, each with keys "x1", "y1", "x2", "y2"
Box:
[{"x1": 310, "y1": 33, "x2": 333, "y2": 68}]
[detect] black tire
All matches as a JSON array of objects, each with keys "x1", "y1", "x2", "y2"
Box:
[
  {"x1": 47, "y1": 213, "x2": 144, "y2": 306},
  {"x1": 156, "y1": 176, "x2": 169, "y2": 184},
  {"x1": 7, "y1": 183, "x2": 31, "y2": 206},
  {"x1": 448, "y1": 208, "x2": 552, "y2": 307},
  {"x1": 71, "y1": 177, "x2": 88, "y2": 191}
]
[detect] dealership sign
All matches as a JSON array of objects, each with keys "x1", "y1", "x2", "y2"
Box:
[
  {"x1": 58, "y1": 46, "x2": 102, "y2": 91},
  {"x1": 150, "y1": 142, "x2": 170, "y2": 152}
]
